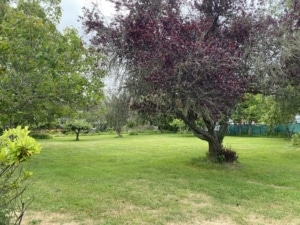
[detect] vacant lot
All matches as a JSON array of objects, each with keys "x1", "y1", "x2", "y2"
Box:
[{"x1": 23, "y1": 134, "x2": 300, "y2": 225}]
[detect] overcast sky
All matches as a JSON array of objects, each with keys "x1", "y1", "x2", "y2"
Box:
[
  {"x1": 58, "y1": 1, "x2": 117, "y2": 91},
  {"x1": 58, "y1": 0, "x2": 115, "y2": 33}
]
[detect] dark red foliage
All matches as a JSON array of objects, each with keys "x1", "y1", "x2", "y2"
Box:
[
  {"x1": 104, "y1": 1, "x2": 250, "y2": 118},
  {"x1": 220, "y1": 147, "x2": 238, "y2": 163},
  {"x1": 82, "y1": 0, "x2": 262, "y2": 159}
]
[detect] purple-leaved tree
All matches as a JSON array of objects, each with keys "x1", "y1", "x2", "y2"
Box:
[{"x1": 82, "y1": 0, "x2": 261, "y2": 162}]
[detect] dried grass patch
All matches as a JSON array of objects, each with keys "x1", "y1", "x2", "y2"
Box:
[
  {"x1": 21, "y1": 211, "x2": 95, "y2": 225},
  {"x1": 179, "y1": 192, "x2": 213, "y2": 209},
  {"x1": 247, "y1": 213, "x2": 300, "y2": 225},
  {"x1": 167, "y1": 218, "x2": 237, "y2": 225},
  {"x1": 102, "y1": 200, "x2": 157, "y2": 216},
  {"x1": 166, "y1": 192, "x2": 238, "y2": 225}
]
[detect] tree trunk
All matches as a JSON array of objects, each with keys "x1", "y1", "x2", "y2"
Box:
[
  {"x1": 192, "y1": 124, "x2": 226, "y2": 162},
  {"x1": 285, "y1": 124, "x2": 291, "y2": 138},
  {"x1": 158, "y1": 125, "x2": 164, "y2": 133},
  {"x1": 177, "y1": 111, "x2": 228, "y2": 162},
  {"x1": 116, "y1": 128, "x2": 122, "y2": 137},
  {"x1": 248, "y1": 121, "x2": 252, "y2": 136},
  {"x1": 75, "y1": 130, "x2": 80, "y2": 141},
  {"x1": 207, "y1": 137, "x2": 223, "y2": 161}
]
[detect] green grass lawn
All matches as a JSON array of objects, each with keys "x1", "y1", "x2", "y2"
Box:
[{"x1": 23, "y1": 134, "x2": 300, "y2": 225}]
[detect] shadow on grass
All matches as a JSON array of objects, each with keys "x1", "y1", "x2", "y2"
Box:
[
  {"x1": 190, "y1": 156, "x2": 243, "y2": 171},
  {"x1": 48, "y1": 138, "x2": 101, "y2": 142}
]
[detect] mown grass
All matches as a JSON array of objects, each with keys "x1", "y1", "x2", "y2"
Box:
[{"x1": 23, "y1": 134, "x2": 300, "y2": 225}]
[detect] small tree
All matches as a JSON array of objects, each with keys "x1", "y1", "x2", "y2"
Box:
[
  {"x1": 0, "y1": 126, "x2": 41, "y2": 225},
  {"x1": 106, "y1": 94, "x2": 130, "y2": 137},
  {"x1": 63, "y1": 119, "x2": 92, "y2": 141}
]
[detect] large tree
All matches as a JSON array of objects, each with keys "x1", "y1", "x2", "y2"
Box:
[
  {"x1": 248, "y1": 0, "x2": 300, "y2": 134},
  {"x1": 83, "y1": 0, "x2": 260, "y2": 161},
  {"x1": 0, "y1": 0, "x2": 105, "y2": 128}
]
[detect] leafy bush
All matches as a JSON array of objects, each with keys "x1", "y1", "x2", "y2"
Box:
[
  {"x1": 127, "y1": 120, "x2": 136, "y2": 129},
  {"x1": 219, "y1": 147, "x2": 238, "y2": 163},
  {"x1": 128, "y1": 130, "x2": 139, "y2": 135},
  {"x1": 169, "y1": 119, "x2": 188, "y2": 133},
  {"x1": 291, "y1": 132, "x2": 300, "y2": 146},
  {"x1": 0, "y1": 126, "x2": 41, "y2": 224},
  {"x1": 30, "y1": 132, "x2": 53, "y2": 139}
]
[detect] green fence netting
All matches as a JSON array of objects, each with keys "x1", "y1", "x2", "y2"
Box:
[{"x1": 227, "y1": 124, "x2": 300, "y2": 136}]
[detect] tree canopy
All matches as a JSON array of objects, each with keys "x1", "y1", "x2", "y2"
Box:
[{"x1": 0, "y1": 0, "x2": 106, "y2": 128}]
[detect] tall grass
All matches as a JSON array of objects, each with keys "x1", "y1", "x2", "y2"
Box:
[{"x1": 24, "y1": 134, "x2": 300, "y2": 225}]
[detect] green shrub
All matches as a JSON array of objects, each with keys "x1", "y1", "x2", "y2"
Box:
[
  {"x1": 127, "y1": 120, "x2": 136, "y2": 129},
  {"x1": 169, "y1": 119, "x2": 188, "y2": 133},
  {"x1": 219, "y1": 147, "x2": 238, "y2": 163},
  {"x1": 30, "y1": 132, "x2": 53, "y2": 139},
  {"x1": 128, "y1": 130, "x2": 139, "y2": 135},
  {"x1": 291, "y1": 132, "x2": 300, "y2": 146},
  {"x1": 0, "y1": 126, "x2": 41, "y2": 224}
]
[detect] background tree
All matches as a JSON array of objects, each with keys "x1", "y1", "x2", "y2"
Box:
[
  {"x1": 247, "y1": 0, "x2": 300, "y2": 131},
  {"x1": 83, "y1": 0, "x2": 261, "y2": 162},
  {"x1": 105, "y1": 93, "x2": 130, "y2": 137},
  {"x1": 231, "y1": 94, "x2": 265, "y2": 135},
  {"x1": 62, "y1": 119, "x2": 92, "y2": 141},
  {"x1": 262, "y1": 89, "x2": 300, "y2": 137},
  {"x1": 81, "y1": 103, "x2": 108, "y2": 132},
  {"x1": 0, "y1": 0, "x2": 105, "y2": 129},
  {"x1": 274, "y1": 0, "x2": 300, "y2": 132}
]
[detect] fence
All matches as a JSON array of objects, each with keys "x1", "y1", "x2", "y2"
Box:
[{"x1": 227, "y1": 124, "x2": 300, "y2": 136}]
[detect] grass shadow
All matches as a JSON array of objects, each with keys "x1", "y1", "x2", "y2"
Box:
[{"x1": 190, "y1": 156, "x2": 243, "y2": 171}]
